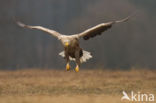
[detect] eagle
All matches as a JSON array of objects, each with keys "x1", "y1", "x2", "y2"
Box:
[{"x1": 16, "y1": 14, "x2": 133, "y2": 72}]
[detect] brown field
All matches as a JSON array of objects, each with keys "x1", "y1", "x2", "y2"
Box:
[{"x1": 0, "y1": 68, "x2": 156, "y2": 103}]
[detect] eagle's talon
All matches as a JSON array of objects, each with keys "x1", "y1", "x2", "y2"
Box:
[
  {"x1": 75, "y1": 65, "x2": 79, "y2": 72},
  {"x1": 66, "y1": 63, "x2": 70, "y2": 71}
]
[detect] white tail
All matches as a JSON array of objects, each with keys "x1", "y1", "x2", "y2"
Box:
[{"x1": 59, "y1": 50, "x2": 92, "y2": 63}]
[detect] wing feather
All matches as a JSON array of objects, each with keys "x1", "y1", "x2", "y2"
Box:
[
  {"x1": 16, "y1": 21, "x2": 61, "y2": 38},
  {"x1": 78, "y1": 14, "x2": 134, "y2": 40}
]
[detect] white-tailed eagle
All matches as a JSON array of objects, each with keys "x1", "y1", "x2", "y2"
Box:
[{"x1": 16, "y1": 14, "x2": 133, "y2": 72}]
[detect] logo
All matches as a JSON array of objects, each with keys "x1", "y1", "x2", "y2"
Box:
[{"x1": 121, "y1": 91, "x2": 154, "y2": 102}]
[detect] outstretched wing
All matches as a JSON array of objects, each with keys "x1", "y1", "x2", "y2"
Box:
[
  {"x1": 78, "y1": 14, "x2": 133, "y2": 40},
  {"x1": 16, "y1": 21, "x2": 62, "y2": 39}
]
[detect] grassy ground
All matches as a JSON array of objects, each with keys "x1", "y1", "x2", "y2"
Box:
[{"x1": 0, "y1": 69, "x2": 156, "y2": 103}]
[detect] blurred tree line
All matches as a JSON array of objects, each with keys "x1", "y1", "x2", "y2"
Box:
[{"x1": 0, "y1": 0, "x2": 155, "y2": 69}]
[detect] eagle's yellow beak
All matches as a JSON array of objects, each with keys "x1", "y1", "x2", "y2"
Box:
[{"x1": 65, "y1": 42, "x2": 69, "y2": 47}]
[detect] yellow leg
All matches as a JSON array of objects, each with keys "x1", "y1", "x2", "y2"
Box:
[
  {"x1": 66, "y1": 63, "x2": 70, "y2": 71},
  {"x1": 75, "y1": 65, "x2": 79, "y2": 72}
]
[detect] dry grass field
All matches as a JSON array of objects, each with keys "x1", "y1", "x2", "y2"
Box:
[{"x1": 0, "y1": 68, "x2": 156, "y2": 103}]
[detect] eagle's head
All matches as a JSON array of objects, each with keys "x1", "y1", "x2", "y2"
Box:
[
  {"x1": 61, "y1": 39, "x2": 70, "y2": 47},
  {"x1": 60, "y1": 35, "x2": 78, "y2": 48}
]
